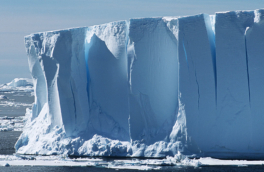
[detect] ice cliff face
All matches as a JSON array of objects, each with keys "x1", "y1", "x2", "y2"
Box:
[{"x1": 16, "y1": 9, "x2": 264, "y2": 158}]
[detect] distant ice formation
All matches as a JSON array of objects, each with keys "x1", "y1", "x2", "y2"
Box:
[
  {"x1": 16, "y1": 9, "x2": 264, "y2": 159},
  {"x1": 0, "y1": 78, "x2": 33, "y2": 92},
  {"x1": 0, "y1": 95, "x2": 7, "y2": 100},
  {"x1": 7, "y1": 78, "x2": 33, "y2": 88}
]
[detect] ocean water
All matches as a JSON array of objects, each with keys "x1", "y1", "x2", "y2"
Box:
[
  {"x1": 0, "y1": 91, "x2": 32, "y2": 155},
  {"x1": 0, "y1": 91, "x2": 33, "y2": 118},
  {"x1": 0, "y1": 131, "x2": 21, "y2": 155},
  {"x1": 0, "y1": 90, "x2": 264, "y2": 171},
  {"x1": 1, "y1": 165, "x2": 264, "y2": 171}
]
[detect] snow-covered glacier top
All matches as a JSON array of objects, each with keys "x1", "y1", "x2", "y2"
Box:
[{"x1": 16, "y1": 9, "x2": 264, "y2": 159}]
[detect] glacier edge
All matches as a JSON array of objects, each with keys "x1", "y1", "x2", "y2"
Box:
[{"x1": 16, "y1": 8, "x2": 264, "y2": 158}]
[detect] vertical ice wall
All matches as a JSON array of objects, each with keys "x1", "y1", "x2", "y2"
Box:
[
  {"x1": 177, "y1": 14, "x2": 216, "y2": 152},
  {"x1": 30, "y1": 32, "x2": 62, "y2": 129},
  {"x1": 25, "y1": 28, "x2": 89, "y2": 136},
  {"x1": 128, "y1": 18, "x2": 178, "y2": 144},
  {"x1": 246, "y1": 9, "x2": 264, "y2": 150},
  {"x1": 25, "y1": 35, "x2": 47, "y2": 120},
  {"x1": 68, "y1": 28, "x2": 90, "y2": 134},
  {"x1": 215, "y1": 11, "x2": 254, "y2": 152},
  {"x1": 45, "y1": 30, "x2": 73, "y2": 133},
  {"x1": 85, "y1": 21, "x2": 130, "y2": 141}
]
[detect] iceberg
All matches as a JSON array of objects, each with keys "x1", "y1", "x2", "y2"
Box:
[
  {"x1": 7, "y1": 78, "x2": 33, "y2": 87},
  {"x1": 16, "y1": 9, "x2": 264, "y2": 158},
  {"x1": 0, "y1": 78, "x2": 33, "y2": 92}
]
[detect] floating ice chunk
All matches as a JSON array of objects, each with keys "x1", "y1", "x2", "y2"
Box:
[
  {"x1": 0, "y1": 116, "x2": 25, "y2": 131},
  {"x1": 0, "y1": 95, "x2": 7, "y2": 100}
]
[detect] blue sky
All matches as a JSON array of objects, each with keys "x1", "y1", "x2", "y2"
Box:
[{"x1": 0, "y1": 0, "x2": 263, "y2": 84}]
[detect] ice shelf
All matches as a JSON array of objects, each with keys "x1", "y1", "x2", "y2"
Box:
[{"x1": 16, "y1": 9, "x2": 264, "y2": 158}]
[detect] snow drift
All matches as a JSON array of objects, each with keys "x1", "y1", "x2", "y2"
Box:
[{"x1": 16, "y1": 9, "x2": 264, "y2": 158}]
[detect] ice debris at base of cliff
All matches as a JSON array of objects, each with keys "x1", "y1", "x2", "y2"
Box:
[
  {"x1": 0, "y1": 153, "x2": 201, "y2": 170},
  {"x1": 16, "y1": 9, "x2": 264, "y2": 158},
  {"x1": 1, "y1": 154, "x2": 264, "y2": 170},
  {"x1": 16, "y1": 105, "x2": 183, "y2": 157}
]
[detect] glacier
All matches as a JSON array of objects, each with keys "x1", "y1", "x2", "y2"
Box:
[{"x1": 16, "y1": 9, "x2": 264, "y2": 158}]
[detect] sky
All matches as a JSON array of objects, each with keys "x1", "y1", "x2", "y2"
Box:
[{"x1": 0, "y1": 0, "x2": 263, "y2": 84}]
